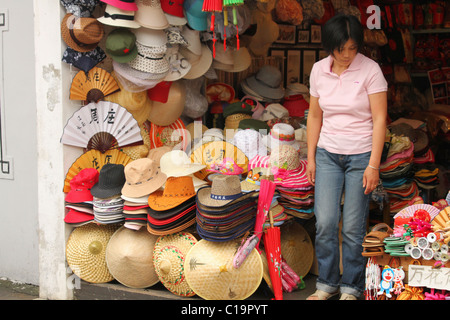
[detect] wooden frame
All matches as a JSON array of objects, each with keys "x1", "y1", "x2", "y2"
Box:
[
  {"x1": 286, "y1": 49, "x2": 301, "y2": 84},
  {"x1": 310, "y1": 24, "x2": 322, "y2": 44},
  {"x1": 275, "y1": 24, "x2": 297, "y2": 44},
  {"x1": 297, "y1": 29, "x2": 310, "y2": 44}
]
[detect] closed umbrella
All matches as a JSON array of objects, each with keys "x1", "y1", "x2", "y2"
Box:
[{"x1": 263, "y1": 207, "x2": 283, "y2": 300}]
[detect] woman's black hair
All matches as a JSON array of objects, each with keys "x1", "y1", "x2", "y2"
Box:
[{"x1": 321, "y1": 14, "x2": 364, "y2": 55}]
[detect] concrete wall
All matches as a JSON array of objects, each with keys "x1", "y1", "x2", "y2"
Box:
[{"x1": 0, "y1": 0, "x2": 39, "y2": 285}]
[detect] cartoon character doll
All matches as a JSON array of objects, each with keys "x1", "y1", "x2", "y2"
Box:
[
  {"x1": 377, "y1": 266, "x2": 395, "y2": 298},
  {"x1": 393, "y1": 267, "x2": 405, "y2": 295}
]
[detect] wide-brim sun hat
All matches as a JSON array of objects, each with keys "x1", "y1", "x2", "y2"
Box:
[
  {"x1": 121, "y1": 158, "x2": 167, "y2": 198},
  {"x1": 135, "y1": 0, "x2": 169, "y2": 30},
  {"x1": 147, "y1": 176, "x2": 197, "y2": 211},
  {"x1": 212, "y1": 47, "x2": 252, "y2": 73},
  {"x1": 153, "y1": 232, "x2": 198, "y2": 297},
  {"x1": 105, "y1": 226, "x2": 160, "y2": 288},
  {"x1": 65, "y1": 223, "x2": 120, "y2": 283},
  {"x1": 97, "y1": 4, "x2": 141, "y2": 28},
  {"x1": 179, "y1": 44, "x2": 212, "y2": 80},
  {"x1": 245, "y1": 65, "x2": 284, "y2": 100},
  {"x1": 184, "y1": 239, "x2": 263, "y2": 300},
  {"x1": 147, "y1": 81, "x2": 186, "y2": 126},
  {"x1": 61, "y1": 13, "x2": 105, "y2": 53},
  {"x1": 160, "y1": 150, "x2": 205, "y2": 178}
]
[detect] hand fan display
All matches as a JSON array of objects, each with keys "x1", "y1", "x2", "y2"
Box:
[
  {"x1": 393, "y1": 204, "x2": 440, "y2": 221},
  {"x1": 70, "y1": 67, "x2": 120, "y2": 102},
  {"x1": 63, "y1": 149, "x2": 132, "y2": 193},
  {"x1": 61, "y1": 101, "x2": 143, "y2": 153}
]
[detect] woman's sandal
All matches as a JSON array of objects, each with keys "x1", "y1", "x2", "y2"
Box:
[
  {"x1": 362, "y1": 223, "x2": 393, "y2": 246},
  {"x1": 306, "y1": 289, "x2": 339, "y2": 300}
]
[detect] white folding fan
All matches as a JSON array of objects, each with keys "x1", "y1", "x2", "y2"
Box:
[{"x1": 61, "y1": 101, "x2": 143, "y2": 153}]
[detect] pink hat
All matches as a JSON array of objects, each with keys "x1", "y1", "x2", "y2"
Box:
[{"x1": 100, "y1": 0, "x2": 138, "y2": 11}]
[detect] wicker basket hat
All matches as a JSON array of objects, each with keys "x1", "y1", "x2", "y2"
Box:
[
  {"x1": 65, "y1": 223, "x2": 119, "y2": 283},
  {"x1": 184, "y1": 239, "x2": 263, "y2": 300},
  {"x1": 105, "y1": 226, "x2": 159, "y2": 288},
  {"x1": 153, "y1": 232, "x2": 198, "y2": 297}
]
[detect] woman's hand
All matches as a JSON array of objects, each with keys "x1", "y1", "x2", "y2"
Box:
[
  {"x1": 363, "y1": 166, "x2": 379, "y2": 195},
  {"x1": 306, "y1": 161, "x2": 316, "y2": 186}
]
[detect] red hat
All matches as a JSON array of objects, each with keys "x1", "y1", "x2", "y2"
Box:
[
  {"x1": 65, "y1": 168, "x2": 99, "y2": 203},
  {"x1": 147, "y1": 81, "x2": 172, "y2": 103},
  {"x1": 283, "y1": 94, "x2": 309, "y2": 117},
  {"x1": 64, "y1": 209, "x2": 94, "y2": 225},
  {"x1": 161, "y1": 0, "x2": 185, "y2": 17}
]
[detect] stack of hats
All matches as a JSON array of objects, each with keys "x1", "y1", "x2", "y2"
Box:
[
  {"x1": 122, "y1": 200, "x2": 149, "y2": 230},
  {"x1": 64, "y1": 168, "x2": 99, "y2": 226},
  {"x1": 195, "y1": 175, "x2": 259, "y2": 241},
  {"x1": 121, "y1": 158, "x2": 167, "y2": 219},
  {"x1": 147, "y1": 176, "x2": 198, "y2": 235},
  {"x1": 241, "y1": 65, "x2": 285, "y2": 102},
  {"x1": 411, "y1": 128, "x2": 439, "y2": 191},
  {"x1": 232, "y1": 119, "x2": 269, "y2": 161},
  {"x1": 381, "y1": 128, "x2": 418, "y2": 214},
  {"x1": 91, "y1": 164, "x2": 126, "y2": 224},
  {"x1": 251, "y1": 144, "x2": 314, "y2": 219},
  {"x1": 223, "y1": 101, "x2": 253, "y2": 131},
  {"x1": 265, "y1": 123, "x2": 301, "y2": 152}
]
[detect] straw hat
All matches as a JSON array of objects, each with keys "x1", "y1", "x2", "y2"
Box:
[
  {"x1": 179, "y1": 45, "x2": 213, "y2": 80},
  {"x1": 153, "y1": 232, "x2": 198, "y2": 297},
  {"x1": 105, "y1": 226, "x2": 160, "y2": 288},
  {"x1": 135, "y1": 0, "x2": 169, "y2": 30},
  {"x1": 61, "y1": 13, "x2": 104, "y2": 53},
  {"x1": 121, "y1": 158, "x2": 167, "y2": 198},
  {"x1": 65, "y1": 223, "x2": 119, "y2": 283},
  {"x1": 148, "y1": 176, "x2": 196, "y2": 210},
  {"x1": 184, "y1": 239, "x2": 263, "y2": 300},
  {"x1": 240, "y1": 167, "x2": 264, "y2": 192},
  {"x1": 160, "y1": 150, "x2": 205, "y2": 178},
  {"x1": 196, "y1": 175, "x2": 256, "y2": 208},
  {"x1": 212, "y1": 46, "x2": 252, "y2": 73},
  {"x1": 267, "y1": 123, "x2": 301, "y2": 151},
  {"x1": 147, "y1": 81, "x2": 186, "y2": 126}
]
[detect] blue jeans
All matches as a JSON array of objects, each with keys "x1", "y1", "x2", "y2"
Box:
[{"x1": 314, "y1": 147, "x2": 371, "y2": 297}]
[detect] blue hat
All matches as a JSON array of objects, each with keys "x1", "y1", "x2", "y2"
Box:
[{"x1": 183, "y1": 0, "x2": 208, "y2": 31}]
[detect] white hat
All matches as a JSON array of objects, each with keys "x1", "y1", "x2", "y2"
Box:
[
  {"x1": 135, "y1": 0, "x2": 169, "y2": 30},
  {"x1": 179, "y1": 44, "x2": 213, "y2": 79},
  {"x1": 266, "y1": 123, "x2": 301, "y2": 151},
  {"x1": 97, "y1": 4, "x2": 141, "y2": 28},
  {"x1": 160, "y1": 150, "x2": 206, "y2": 177},
  {"x1": 259, "y1": 103, "x2": 289, "y2": 121},
  {"x1": 181, "y1": 26, "x2": 202, "y2": 56}
]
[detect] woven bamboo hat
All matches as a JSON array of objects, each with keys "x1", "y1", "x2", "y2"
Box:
[
  {"x1": 153, "y1": 232, "x2": 198, "y2": 297},
  {"x1": 65, "y1": 223, "x2": 120, "y2": 283},
  {"x1": 105, "y1": 226, "x2": 160, "y2": 288},
  {"x1": 184, "y1": 239, "x2": 263, "y2": 300}
]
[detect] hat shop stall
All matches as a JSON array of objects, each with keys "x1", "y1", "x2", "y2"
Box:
[{"x1": 59, "y1": 0, "x2": 450, "y2": 300}]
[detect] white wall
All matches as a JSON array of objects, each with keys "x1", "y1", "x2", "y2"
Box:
[{"x1": 0, "y1": 0, "x2": 39, "y2": 285}]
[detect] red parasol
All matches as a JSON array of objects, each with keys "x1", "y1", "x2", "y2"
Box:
[
  {"x1": 202, "y1": 0, "x2": 223, "y2": 57},
  {"x1": 263, "y1": 206, "x2": 283, "y2": 300}
]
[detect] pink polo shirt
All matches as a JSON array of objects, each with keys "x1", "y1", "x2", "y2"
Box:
[{"x1": 309, "y1": 53, "x2": 387, "y2": 155}]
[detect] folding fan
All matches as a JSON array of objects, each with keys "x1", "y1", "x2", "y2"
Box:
[
  {"x1": 190, "y1": 140, "x2": 248, "y2": 175},
  {"x1": 393, "y1": 203, "x2": 440, "y2": 221},
  {"x1": 70, "y1": 67, "x2": 120, "y2": 102},
  {"x1": 61, "y1": 101, "x2": 143, "y2": 153},
  {"x1": 63, "y1": 149, "x2": 132, "y2": 193},
  {"x1": 145, "y1": 119, "x2": 189, "y2": 151}
]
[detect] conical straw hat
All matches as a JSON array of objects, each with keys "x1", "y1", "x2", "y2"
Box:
[
  {"x1": 66, "y1": 223, "x2": 120, "y2": 283},
  {"x1": 184, "y1": 239, "x2": 263, "y2": 300},
  {"x1": 106, "y1": 226, "x2": 160, "y2": 288},
  {"x1": 153, "y1": 232, "x2": 198, "y2": 297}
]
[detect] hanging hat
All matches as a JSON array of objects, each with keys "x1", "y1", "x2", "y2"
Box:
[
  {"x1": 101, "y1": 0, "x2": 138, "y2": 11},
  {"x1": 147, "y1": 81, "x2": 186, "y2": 126},
  {"x1": 206, "y1": 83, "x2": 235, "y2": 103},
  {"x1": 148, "y1": 176, "x2": 197, "y2": 210},
  {"x1": 164, "y1": 47, "x2": 192, "y2": 82},
  {"x1": 97, "y1": 4, "x2": 141, "y2": 28},
  {"x1": 160, "y1": 150, "x2": 206, "y2": 177},
  {"x1": 212, "y1": 46, "x2": 252, "y2": 73},
  {"x1": 147, "y1": 118, "x2": 189, "y2": 151},
  {"x1": 112, "y1": 61, "x2": 162, "y2": 92},
  {"x1": 184, "y1": 239, "x2": 263, "y2": 300},
  {"x1": 135, "y1": 0, "x2": 169, "y2": 30},
  {"x1": 179, "y1": 45, "x2": 213, "y2": 80},
  {"x1": 240, "y1": 167, "x2": 264, "y2": 192},
  {"x1": 161, "y1": 0, "x2": 187, "y2": 25},
  {"x1": 182, "y1": 78, "x2": 209, "y2": 119},
  {"x1": 244, "y1": 65, "x2": 285, "y2": 100},
  {"x1": 181, "y1": 26, "x2": 202, "y2": 55},
  {"x1": 283, "y1": 94, "x2": 309, "y2": 117},
  {"x1": 61, "y1": 13, "x2": 105, "y2": 53},
  {"x1": 153, "y1": 232, "x2": 198, "y2": 297},
  {"x1": 105, "y1": 28, "x2": 138, "y2": 63},
  {"x1": 65, "y1": 168, "x2": 99, "y2": 203},
  {"x1": 91, "y1": 163, "x2": 126, "y2": 199},
  {"x1": 62, "y1": 46, "x2": 106, "y2": 73},
  {"x1": 259, "y1": 103, "x2": 289, "y2": 121},
  {"x1": 127, "y1": 28, "x2": 169, "y2": 79},
  {"x1": 105, "y1": 226, "x2": 159, "y2": 288},
  {"x1": 248, "y1": 11, "x2": 279, "y2": 57},
  {"x1": 267, "y1": 123, "x2": 301, "y2": 151},
  {"x1": 121, "y1": 158, "x2": 167, "y2": 198},
  {"x1": 60, "y1": 0, "x2": 101, "y2": 17},
  {"x1": 197, "y1": 175, "x2": 256, "y2": 208},
  {"x1": 65, "y1": 223, "x2": 119, "y2": 283},
  {"x1": 183, "y1": 0, "x2": 208, "y2": 31}
]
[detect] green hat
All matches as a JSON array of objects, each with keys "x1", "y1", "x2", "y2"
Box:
[
  {"x1": 238, "y1": 118, "x2": 270, "y2": 134},
  {"x1": 223, "y1": 101, "x2": 253, "y2": 118},
  {"x1": 105, "y1": 28, "x2": 138, "y2": 63}
]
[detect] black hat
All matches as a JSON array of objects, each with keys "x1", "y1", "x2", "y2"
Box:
[{"x1": 91, "y1": 163, "x2": 126, "y2": 199}]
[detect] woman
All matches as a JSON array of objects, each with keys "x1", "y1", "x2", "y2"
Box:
[{"x1": 306, "y1": 14, "x2": 388, "y2": 300}]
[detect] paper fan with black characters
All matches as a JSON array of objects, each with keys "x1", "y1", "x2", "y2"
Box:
[
  {"x1": 70, "y1": 67, "x2": 120, "y2": 102},
  {"x1": 63, "y1": 149, "x2": 132, "y2": 193},
  {"x1": 61, "y1": 101, "x2": 143, "y2": 153}
]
